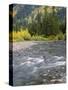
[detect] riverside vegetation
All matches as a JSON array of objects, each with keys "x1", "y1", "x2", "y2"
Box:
[
  {"x1": 9, "y1": 5, "x2": 66, "y2": 42},
  {"x1": 9, "y1": 29, "x2": 65, "y2": 42}
]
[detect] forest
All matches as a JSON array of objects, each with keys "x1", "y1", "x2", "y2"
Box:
[{"x1": 9, "y1": 5, "x2": 66, "y2": 42}]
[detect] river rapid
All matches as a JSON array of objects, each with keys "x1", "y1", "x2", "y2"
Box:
[{"x1": 11, "y1": 41, "x2": 66, "y2": 86}]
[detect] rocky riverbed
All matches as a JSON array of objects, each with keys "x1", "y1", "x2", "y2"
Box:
[{"x1": 9, "y1": 41, "x2": 66, "y2": 86}]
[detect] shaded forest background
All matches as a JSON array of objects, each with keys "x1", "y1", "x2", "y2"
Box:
[{"x1": 9, "y1": 4, "x2": 66, "y2": 41}]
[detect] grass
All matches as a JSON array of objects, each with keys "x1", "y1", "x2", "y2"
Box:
[{"x1": 9, "y1": 29, "x2": 65, "y2": 42}]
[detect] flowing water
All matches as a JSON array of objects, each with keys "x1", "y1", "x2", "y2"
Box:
[{"x1": 12, "y1": 41, "x2": 66, "y2": 86}]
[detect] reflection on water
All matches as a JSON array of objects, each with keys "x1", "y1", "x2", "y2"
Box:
[{"x1": 13, "y1": 41, "x2": 66, "y2": 86}]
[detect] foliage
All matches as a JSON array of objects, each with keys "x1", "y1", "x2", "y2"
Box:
[
  {"x1": 28, "y1": 7, "x2": 62, "y2": 36},
  {"x1": 48, "y1": 35, "x2": 56, "y2": 40},
  {"x1": 47, "y1": 33, "x2": 65, "y2": 41},
  {"x1": 31, "y1": 35, "x2": 47, "y2": 41},
  {"x1": 9, "y1": 6, "x2": 66, "y2": 42},
  {"x1": 60, "y1": 21, "x2": 66, "y2": 34},
  {"x1": 55, "y1": 33, "x2": 65, "y2": 40},
  {"x1": 10, "y1": 29, "x2": 31, "y2": 42},
  {"x1": 20, "y1": 29, "x2": 31, "y2": 40}
]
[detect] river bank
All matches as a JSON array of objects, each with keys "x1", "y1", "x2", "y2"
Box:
[
  {"x1": 13, "y1": 41, "x2": 38, "y2": 51},
  {"x1": 12, "y1": 40, "x2": 66, "y2": 52}
]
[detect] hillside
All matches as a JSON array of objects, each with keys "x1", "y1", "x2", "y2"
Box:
[
  {"x1": 9, "y1": 4, "x2": 66, "y2": 41},
  {"x1": 9, "y1": 4, "x2": 66, "y2": 29}
]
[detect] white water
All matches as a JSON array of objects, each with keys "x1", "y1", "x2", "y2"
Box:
[{"x1": 13, "y1": 55, "x2": 65, "y2": 69}]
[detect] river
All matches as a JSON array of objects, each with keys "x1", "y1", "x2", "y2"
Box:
[{"x1": 11, "y1": 41, "x2": 66, "y2": 86}]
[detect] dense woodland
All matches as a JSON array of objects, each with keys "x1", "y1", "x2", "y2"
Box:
[{"x1": 9, "y1": 5, "x2": 66, "y2": 41}]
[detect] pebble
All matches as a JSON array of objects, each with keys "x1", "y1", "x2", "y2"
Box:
[
  {"x1": 43, "y1": 73, "x2": 48, "y2": 76},
  {"x1": 43, "y1": 79, "x2": 46, "y2": 82},
  {"x1": 50, "y1": 79, "x2": 63, "y2": 83},
  {"x1": 47, "y1": 70, "x2": 50, "y2": 72}
]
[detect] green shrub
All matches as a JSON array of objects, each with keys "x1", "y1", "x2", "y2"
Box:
[
  {"x1": 31, "y1": 35, "x2": 47, "y2": 41},
  {"x1": 12, "y1": 31, "x2": 24, "y2": 42},
  {"x1": 10, "y1": 28, "x2": 31, "y2": 42},
  {"x1": 20, "y1": 29, "x2": 31, "y2": 40},
  {"x1": 10, "y1": 28, "x2": 65, "y2": 42},
  {"x1": 55, "y1": 33, "x2": 64, "y2": 40},
  {"x1": 48, "y1": 35, "x2": 56, "y2": 40}
]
